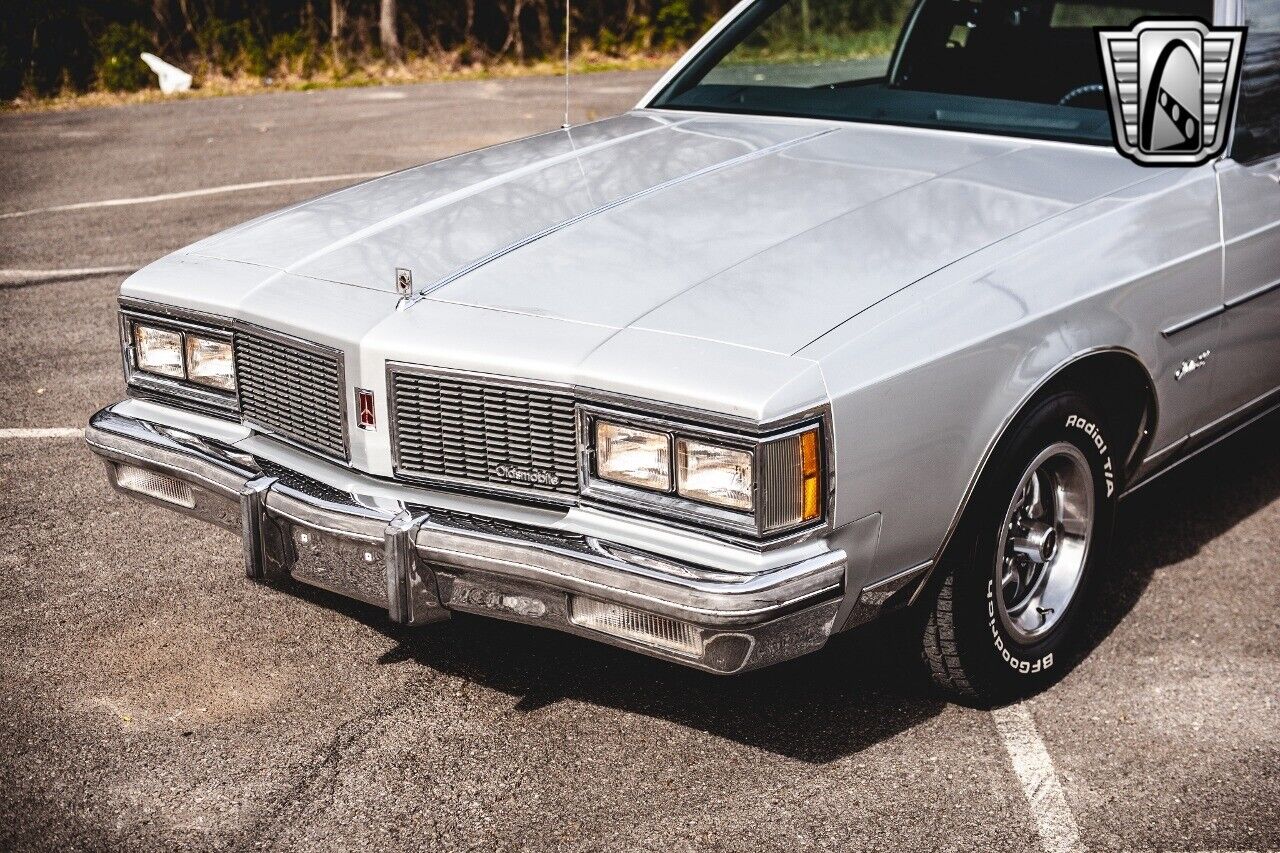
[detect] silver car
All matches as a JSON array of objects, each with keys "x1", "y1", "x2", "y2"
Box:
[{"x1": 87, "y1": 0, "x2": 1280, "y2": 701}]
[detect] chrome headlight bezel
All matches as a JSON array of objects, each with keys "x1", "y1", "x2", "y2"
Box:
[
  {"x1": 120, "y1": 307, "x2": 238, "y2": 414},
  {"x1": 579, "y1": 404, "x2": 829, "y2": 540}
]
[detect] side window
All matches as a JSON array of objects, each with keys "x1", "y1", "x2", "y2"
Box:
[{"x1": 1232, "y1": 0, "x2": 1280, "y2": 162}]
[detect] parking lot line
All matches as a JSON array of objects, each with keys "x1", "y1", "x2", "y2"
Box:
[
  {"x1": 0, "y1": 172, "x2": 388, "y2": 220},
  {"x1": 0, "y1": 428, "x2": 84, "y2": 439},
  {"x1": 992, "y1": 703, "x2": 1083, "y2": 853},
  {"x1": 0, "y1": 266, "x2": 137, "y2": 286}
]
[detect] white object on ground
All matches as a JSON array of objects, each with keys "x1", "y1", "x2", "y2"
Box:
[{"x1": 140, "y1": 53, "x2": 193, "y2": 94}]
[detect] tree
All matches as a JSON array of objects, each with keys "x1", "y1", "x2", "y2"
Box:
[
  {"x1": 330, "y1": 0, "x2": 345, "y2": 64},
  {"x1": 498, "y1": 0, "x2": 528, "y2": 60},
  {"x1": 152, "y1": 0, "x2": 171, "y2": 53},
  {"x1": 379, "y1": 0, "x2": 401, "y2": 62}
]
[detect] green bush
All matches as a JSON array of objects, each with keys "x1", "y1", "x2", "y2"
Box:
[
  {"x1": 655, "y1": 1, "x2": 698, "y2": 48},
  {"x1": 196, "y1": 17, "x2": 268, "y2": 76},
  {"x1": 269, "y1": 30, "x2": 320, "y2": 77},
  {"x1": 596, "y1": 27, "x2": 622, "y2": 56},
  {"x1": 95, "y1": 22, "x2": 154, "y2": 92}
]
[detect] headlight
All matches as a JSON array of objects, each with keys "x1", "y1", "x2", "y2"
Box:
[
  {"x1": 185, "y1": 334, "x2": 236, "y2": 391},
  {"x1": 122, "y1": 309, "x2": 237, "y2": 410},
  {"x1": 594, "y1": 421, "x2": 671, "y2": 491},
  {"x1": 676, "y1": 439, "x2": 753, "y2": 511},
  {"x1": 133, "y1": 325, "x2": 184, "y2": 378},
  {"x1": 586, "y1": 409, "x2": 826, "y2": 539}
]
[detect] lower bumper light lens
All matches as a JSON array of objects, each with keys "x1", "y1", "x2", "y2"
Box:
[
  {"x1": 115, "y1": 465, "x2": 196, "y2": 509},
  {"x1": 569, "y1": 596, "x2": 704, "y2": 657}
]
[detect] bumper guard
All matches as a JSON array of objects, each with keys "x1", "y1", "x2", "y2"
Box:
[{"x1": 86, "y1": 405, "x2": 848, "y2": 673}]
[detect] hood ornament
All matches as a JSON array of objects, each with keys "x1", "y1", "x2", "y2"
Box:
[
  {"x1": 395, "y1": 268, "x2": 413, "y2": 296},
  {"x1": 394, "y1": 268, "x2": 415, "y2": 311}
]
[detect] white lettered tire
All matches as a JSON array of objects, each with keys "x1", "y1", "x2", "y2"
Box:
[{"x1": 921, "y1": 391, "x2": 1119, "y2": 702}]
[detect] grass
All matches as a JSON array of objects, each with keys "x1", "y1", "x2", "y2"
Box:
[
  {"x1": 719, "y1": 25, "x2": 900, "y2": 66},
  {"x1": 1, "y1": 50, "x2": 680, "y2": 114}
]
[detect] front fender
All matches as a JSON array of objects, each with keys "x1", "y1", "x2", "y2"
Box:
[{"x1": 806, "y1": 166, "x2": 1219, "y2": 589}]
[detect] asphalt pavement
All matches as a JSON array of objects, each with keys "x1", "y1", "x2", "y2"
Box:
[{"x1": 1, "y1": 72, "x2": 1277, "y2": 852}]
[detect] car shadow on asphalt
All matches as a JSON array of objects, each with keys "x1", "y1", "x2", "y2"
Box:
[
  {"x1": 285, "y1": 584, "x2": 944, "y2": 764},
  {"x1": 279, "y1": 411, "x2": 1280, "y2": 764},
  {"x1": 1078, "y1": 409, "x2": 1280, "y2": 655}
]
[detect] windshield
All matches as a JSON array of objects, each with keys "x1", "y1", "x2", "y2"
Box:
[{"x1": 651, "y1": 0, "x2": 1214, "y2": 144}]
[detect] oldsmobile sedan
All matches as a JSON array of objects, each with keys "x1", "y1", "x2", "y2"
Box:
[{"x1": 86, "y1": 0, "x2": 1280, "y2": 700}]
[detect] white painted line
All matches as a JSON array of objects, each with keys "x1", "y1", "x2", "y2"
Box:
[
  {"x1": 0, "y1": 428, "x2": 83, "y2": 439},
  {"x1": 992, "y1": 704, "x2": 1083, "y2": 853},
  {"x1": 0, "y1": 266, "x2": 137, "y2": 285},
  {"x1": 0, "y1": 172, "x2": 388, "y2": 220}
]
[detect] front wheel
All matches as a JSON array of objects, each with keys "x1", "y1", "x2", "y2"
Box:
[{"x1": 922, "y1": 391, "x2": 1119, "y2": 702}]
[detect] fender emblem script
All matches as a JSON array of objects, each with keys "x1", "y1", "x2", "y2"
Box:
[
  {"x1": 493, "y1": 464, "x2": 562, "y2": 488},
  {"x1": 1175, "y1": 350, "x2": 1211, "y2": 381}
]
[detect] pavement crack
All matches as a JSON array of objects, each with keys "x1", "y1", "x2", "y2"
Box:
[{"x1": 235, "y1": 687, "x2": 428, "y2": 852}]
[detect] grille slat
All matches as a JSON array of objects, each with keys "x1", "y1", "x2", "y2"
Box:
[
  {"x1": 392, "y1": 371, "x2": 578, "y2": 497},
  {"x1": 235, "y1": 330, "x2": 347, "y2": 459}
]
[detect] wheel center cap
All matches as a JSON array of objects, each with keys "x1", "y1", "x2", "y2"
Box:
[{"x1": 1012, "y1": 522, "x2": 1058, "y2": 564}]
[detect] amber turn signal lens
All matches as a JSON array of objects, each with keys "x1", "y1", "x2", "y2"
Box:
[
  {"x1": 759, "y1": 425, "x2": 824, "y2": 532},
  {"x1": 800, "y1": 428, "x2": 821, "y2": 522}
]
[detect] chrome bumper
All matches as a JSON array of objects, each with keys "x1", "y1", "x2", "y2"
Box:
[{"x1": 85, "y1": 404, "x2": 849, "y2": 674}]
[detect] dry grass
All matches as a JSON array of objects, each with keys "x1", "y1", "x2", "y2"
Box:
[{"x1": 3, "y1": 51, "x2": 677, "y2": 114}]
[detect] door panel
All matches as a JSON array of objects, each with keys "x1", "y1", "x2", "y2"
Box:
[
  {"x1": 1216, "y1": 158, "x2": 1280, "y2": 415},
  {"x1": 1213, "y1": 0, "x2": 1280, "y2": 420}
]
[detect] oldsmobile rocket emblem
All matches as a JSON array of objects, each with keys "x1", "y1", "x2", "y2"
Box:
[
  {"x1": 1097, "y1": 19, "x2": 1246, "y2": 166},
  {"x1": 395, "y1": 267, "x2": 414, "y2": 296}
]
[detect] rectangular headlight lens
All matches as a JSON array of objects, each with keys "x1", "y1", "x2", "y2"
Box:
[
  {"x1": 185, "y1": 334, "x2": 235, "y2": 391},
  {"x1": 761, "y1": 427, "x2": 823, "y2": 530},
  {"x1": 676, "y1": 439, "x2": 753, "y2": 511},
  {"x1": 133, "y1": 324, "x2": 184, "y2": 378},
  {"x1": 595, "y1": 420, "x2": 671, "y2": 491}
]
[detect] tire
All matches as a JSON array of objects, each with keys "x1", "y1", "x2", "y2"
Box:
[{"x1": 922, "y1": 391, "x2": 1119, "y2": 703}]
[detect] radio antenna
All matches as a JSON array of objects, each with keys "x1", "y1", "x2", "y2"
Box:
[{"x1": 562, "y1": 0, "x2": 572, "y2": 128}]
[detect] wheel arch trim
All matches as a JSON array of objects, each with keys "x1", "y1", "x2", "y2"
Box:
[{"x1": 906, "y1": 345, "x2": 1158, "y2": 605}]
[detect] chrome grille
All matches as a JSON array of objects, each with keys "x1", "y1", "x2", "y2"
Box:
[
  {"x1": 234, "y1": 329, "x2": 347, "y2": 459},
  {"x1": 391, "y1": 370, "x2": 578, "y2": 498}
]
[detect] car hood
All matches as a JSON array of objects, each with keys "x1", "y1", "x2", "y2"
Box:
[{"x1": 184, "y1": 110, "x2": 1145, "y2": 357}]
